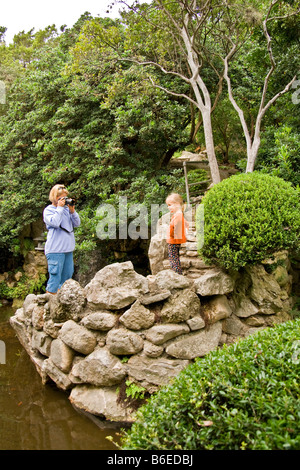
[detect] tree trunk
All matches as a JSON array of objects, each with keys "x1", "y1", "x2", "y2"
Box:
[{"x1": 202, "y1": 109, "x2": 221, "y2": 184}]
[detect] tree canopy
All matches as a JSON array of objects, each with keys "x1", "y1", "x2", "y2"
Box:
[{"x1": 0, "y1": 2, "x2": 299, "y2": 268}]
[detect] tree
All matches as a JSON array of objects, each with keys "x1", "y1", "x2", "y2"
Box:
[
  {"x1": 223, "y1": 0, "x2": 300, "y2": 172},
  {"x1": 113, "y1": 0, "x2": 222, "y2": 184}
]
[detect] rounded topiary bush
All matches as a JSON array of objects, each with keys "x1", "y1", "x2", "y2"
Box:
[
  {"x1": 121, "y1": 319, "x2": 300, "y2": 450},
  {"x1": 196, "y1": 172, "x2": 300, "y2": 270}
]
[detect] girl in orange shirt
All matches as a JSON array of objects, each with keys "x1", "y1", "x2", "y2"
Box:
[{"x1": 166, "y1": 193, "x2": 189, "y2": 275}]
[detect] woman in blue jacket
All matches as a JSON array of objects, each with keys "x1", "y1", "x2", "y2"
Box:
[{"x1": 43, "y1": 184, "x2": 81, "y2": 294}]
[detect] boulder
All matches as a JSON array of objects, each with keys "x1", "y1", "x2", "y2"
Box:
[
  {"x1": 154, "y1": 269, "x2": 191, "y2": 291},
  {"x1": 145, "y1": 323, "x2": 190, "y2": 345},
  {"x1": 84, "y1": 261, "x2": 149, "y2": 309},
  {"x1": 80, "y1": 311, "x2": 117, "y2": 331},
  {"x1": 71, "y1": 347, "x2": 126, "y2": 386},
  {"x1": 50, "y1": 338, "x2": 75, "y2": 373},
  {"x1": 119, "y1": 301, "x2": 155, "y2": 330},
  {"x1": 70, "y1": 385, "x2": 135, "y2": 422},
  {"x1": 165, "y1": 322, "x2": 222, "y2": 359},
  {"x1": 160, "y1": 288, "x2": 201, "y2": 323},
  {"x1": 126, "y1": 355, "x2": 190, "y2": 391},
  {"x1": 106, "y1": 328, "x2": 144, "y2": 355},
  {"x1": 247, "y1": 265, "x2": 285, "y2": 314},
  {"x1": 59, "y1": 320, "x2": 97, "y2": 355},
  {"x1": 202, "y1": 295, "x2": 232, "y2": 324},
  {"x1": 186, "y1": 315, "x2": 205, "y2": 331},
  {"x1": 42, "y1": 358, "x2": 73, "y2": 390},
  {"x1": 139, "y1": 289, "x2": 171, "y2": 305},
  {"x1": 31, "y1": 330, "x2": 52, "y2": 357},
  {"x1": 194, "y1": 268, "x2": 235, "y2": 296},
  {"x1": 56, "y1": 279, "x2": 86, "y2": 321}
]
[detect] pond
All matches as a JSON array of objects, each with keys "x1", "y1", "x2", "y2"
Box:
[{"x1": 0, "y1": 306, "x2": 123, "y2": 450}]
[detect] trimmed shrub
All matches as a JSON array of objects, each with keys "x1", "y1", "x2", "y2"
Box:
[
  {"x1": 196, "y1": 172, "x2": 300, "y2": 270},
  {"x1": 121, "y1": 319, "x2": 300, "y2": 450}
]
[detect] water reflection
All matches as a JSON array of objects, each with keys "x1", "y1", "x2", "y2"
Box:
[{"x1": 0, "y1": 308, "x2": 123, "y2": 450}]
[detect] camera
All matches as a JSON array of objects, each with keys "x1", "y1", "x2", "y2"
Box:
[{"x1": 61, "y1": 196, "x2": 76, "y2": 206}]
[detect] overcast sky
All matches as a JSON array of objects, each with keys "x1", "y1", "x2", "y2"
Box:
[{"x1": 1, "y1": 0, "x2": 123, "y2": 44}]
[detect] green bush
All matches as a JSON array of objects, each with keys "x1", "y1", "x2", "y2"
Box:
[
  {"x1": 121, "y1": 319, "x2": 300, "y2": 450},
  {"x1": 196, "y1": 172, "x2": 300, "y2": 270}
]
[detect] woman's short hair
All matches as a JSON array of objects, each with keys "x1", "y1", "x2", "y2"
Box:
[{"x1": 49, "y1": 184, "x2": 69, "y2": 203}]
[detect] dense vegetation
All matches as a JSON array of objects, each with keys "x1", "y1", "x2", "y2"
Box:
[
  {"x1": 197, "y1": 172, "x2": 300, "y2": 270},
  {"x1": 121, "y1": 318, "x2": 300, "y2": 450},
  {"x1": 0, "y1": 1, "x2": 299, "y2": 279}
]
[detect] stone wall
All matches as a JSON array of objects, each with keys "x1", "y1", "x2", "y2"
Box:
[{"x1": 10, "y1": 245, "x2": 295, "y2": 423}]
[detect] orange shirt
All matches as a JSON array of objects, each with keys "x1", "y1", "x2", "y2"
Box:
[{"x1": 167, "y1": 211, "x2": 189, "y2": 244}]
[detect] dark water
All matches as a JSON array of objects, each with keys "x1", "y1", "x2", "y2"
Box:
[{"x1": 0, "y1": 306, "x2": 123, "y2": 450}]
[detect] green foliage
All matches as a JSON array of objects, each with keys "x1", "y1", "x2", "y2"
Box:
[
  {"x1": 121, "y1": 318, "x2": 300, "y2": 450},
  {"x1": 0, "y1": 273, "x2": 47, "y2": 300},
  {"x1": 258, "y1": 126, "x2": 300, "y2": 187},
  {"x1": 197, "y1": 172, "x2": 300, "y2": 270},
  {"x1": 125, "y1": 380, "x2": 146, "y2": 400}
]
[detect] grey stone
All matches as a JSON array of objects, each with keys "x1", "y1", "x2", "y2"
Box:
[
  {"x1": 186, "y1": 315, "x2": 205, "y2": 331},
  {"x1": 139, "y1": 289, "x2": 171, "y2": 305},
  {"x1": 166, "y1": 322, "x2": 222, "y2": 359},
  {"x1": 106, "y1": 328, "x2": 144, "y2": 355},
  {"x1": 84, "y1": 261, "x2": 149, "y2": 309},
  {"x1": 31, "y1": 330, "x2": 52, "y2": 357},
  {"x1": 119, "y1": 301, "x2": 155, "y2": 330},
  {"x1": 143, "y1": 341, "x2": 164, "y2": 358},
  {"x1": 202, "y1": 295, "x2": 232, "y2": 323},
  {"x1": 50, "y1": 338, "x2": 75, "y2": 373},
  {"x1": 42, "y1": 358, "x2": 73, "y2": 390},
  {"x1": 59, "y1": 320, "x2": 97, "y2": 355},
  {"x1": 71, "y1": 347, "x2": 126, "y2": 386},
  {"x1": 126, "y1": 355, "x2": 190, "y2": 390},
  {"x1": 69, "y1": 385, "x2": 135, "y2": 423},
  {"x1": 145, "y1": 324, "x2": 190, "y2": 345},
  {"x1": 57, "y1": 279, "x2": 86, "y2": 321},
  {"x1": 80, "y1": 311, "x2": 117, "y2": 331},
  {"x1": 194, "y1": 268, "x2": 235, "y2": 296},
  {"x1": 160, "y1": 288, "x2": 201, "y2": 323},
  {"x1": 155, "y1": 269, "x2": 191, "y2": 291}
]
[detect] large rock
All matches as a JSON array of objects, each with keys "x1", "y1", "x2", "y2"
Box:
[
  {"x1": 165, "y1": 322, "x2": 222, "y2": 359},
  {"x1": 145, "y1": 324, "x2": 190, "y2": 345},
  {"x1": 119, "y1": 301, "x2": 155, "y2": 330},
  {"x1": 69, "y1": 385, "x2": 135, "y2": 422},
  {"x1": 56, "y1": 279, "x2": 86, "y2": 321},
  {"x1": 160, "y1": 288, "x2": 201, "y2": 323},
  {"x1": 84, "y1": 261, "x2": 149, "y2": 309},
  {"x1": 42, "y1": 358, "x2": 73, "y2": 390},
  {"x1": 50, "y1": 338, "x2": 75, "y2": 373},
  {"x1": 80, "y1": 311, "x2": 117, "y2": 331},
  {"x1": 246, "y1": 265, "x2": 288, "y2": 314},
  {"x1": 193, "y1": 268, "x2": 235, "y2": 296},
  {"x1": 71, "y1": 347, "x2": 126, "y2": 386},
  {"x1": 202, "y1": 295, "x2": 232, "y2": 324},
  {"x1": 126, "y1": 355, "x2": 190, "y2": 392},
  {"x1": 106, "y1": 328, "x2": 144, "y2": 355},
  {"x1": 59, "y1": 320, "x2": 97, "y2": 355},
  {"x1": 154, "y1": 269, "x2": 191, "y2": 291}
]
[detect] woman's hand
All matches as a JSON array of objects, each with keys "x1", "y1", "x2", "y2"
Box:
[
  {"x1": 69, "y1": 205, "x2": 75, "y2": 214},
  {"x1": 57, "y1": 197, "x2": 66, "y2": 207}
]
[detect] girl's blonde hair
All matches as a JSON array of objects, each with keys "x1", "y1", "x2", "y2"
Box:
[
  {"x1": 166, "y1": 193, "x2": 184, "y2": 209},
  {"x1": 49, "y1": 184, "x2": 69, "y2": 203}
]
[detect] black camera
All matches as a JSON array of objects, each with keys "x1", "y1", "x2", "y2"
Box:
[{"x1": 62, "y1": 196, "x2": 76, "y2": 206}]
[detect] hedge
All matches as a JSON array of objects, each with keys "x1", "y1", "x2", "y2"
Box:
[
  {"x1": 121, "y1": 319, "x2": 300, "y2": 450},
  {"x1": 196, "y1": 172, "x2": 300, "y2": 270}
]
